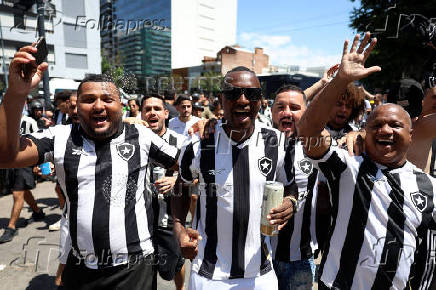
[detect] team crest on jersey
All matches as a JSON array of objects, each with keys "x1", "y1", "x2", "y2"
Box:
[
  {"x1": 258, "y1": 156, "x2": 272, "y2": 176},
  {"x1": 116, "y1": 143, "x2": 135, "y2": 161},
  {"x1": 298, "y1": 159, "x2": 313, "y2": 175},
  {"x1": 411, "y1": 191, "x2": 427, "y2": 212}
]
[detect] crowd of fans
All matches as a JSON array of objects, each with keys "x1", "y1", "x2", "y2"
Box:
[{"x1": 0, "y1": 32, "x2": 435, "y2": 290}]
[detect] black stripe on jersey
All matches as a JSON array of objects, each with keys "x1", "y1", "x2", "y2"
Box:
[
  {"x1": 93, "y1": 142, "x2": 113, "y2": 268},
  {"x1": 371, "y1": 172, "x2": 406, "y2": 289},
  {"x1": 317, "y1": 151, "x2": 347, "y2": 276},
  {"x1": 284, "y1": 139, "x2": 295, "y2": 183},
  {"x1": 180, "y1": 142, "x2": 195, "y2": 182},
  {"x1": 166, "y1": 134, "x2": 178, "y2": 177},
  {"x1": 414, "y1": 171, "x2": 435, "y2": 232},
  {"x1": 260, "y1": 128, "x2": 278, "y2": 273},
  {"x1": 63, "y1": 128, "x2": 82, "y2": 254},
  {"x1": 124, "y1": 125, "x2": 142, "y2": 255},
  {"x1": 276, "y1": 217, "x2": 294, "y2": 262},
  {"x1": 300, "y1": 168, "x2": 318, "y2": 259},
  {"x1": 261, "y1": 128, "x2": 278, "y2": 181},
  {"x1": 149, "y1": 142, "x2": 178, "y2": 169},
  {"x1": 230, "y1": 146, "x2": 250, "y2": 279},
  {"x1": 332, "y1": 156, "x2": 378, "y2": 289},
  {"x1": 169, "y1": 134, "x2": 177, "y2": 147},
  {"x1": 198, "y1": 134, "x2": 218, "y2": 279}
]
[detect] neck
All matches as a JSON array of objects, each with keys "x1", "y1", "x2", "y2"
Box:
[
  {"x1": 157, "y1": 127, "x2": 167, "y2": 137},
  {"x1": 179, "y1": 115, "x2": 191, "y2": 123},
  {"x1": 222, "y1": 121, "x2": 254, "y2": 143}
]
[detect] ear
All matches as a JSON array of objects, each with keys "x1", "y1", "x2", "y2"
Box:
[{"x1": 164, "y1": 109, "x2": 169, "y2": 119}]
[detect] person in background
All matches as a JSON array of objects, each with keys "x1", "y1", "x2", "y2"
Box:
[
  {"x1": 192, "y1": 102, "x2": 204, "y2": 119},
  {"x1": 164, "y1": 89, "x2": 179, "y2": 122},
  {"x1": 0, "y1": 113, "x2": 45, "y2": 244},
  {"x1": 53, "y1": 90, "x2": 71, "y2": 125},
  {"x1": 259, "y1": 98, "x2": 272, "y2": 122},
  {"x1": 169, "y1": 94, "x2": 200, "y2": 136},
  {"x1": 123, "y1": 98, "x2": 141, "y2": 119}
]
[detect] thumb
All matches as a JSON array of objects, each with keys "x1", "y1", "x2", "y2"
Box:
[
  {"x1": 361, "y1": 66, "x2": 381, "y2": 78},
  {"x1": 32, "y1": 62, "x2": 48, "y2": 87}
]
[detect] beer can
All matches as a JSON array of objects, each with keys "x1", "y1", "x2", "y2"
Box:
[
  {"x1": 261, "y1": 181, "x2": 284, "y2": 236},
  {"x1": 152, "y1": 167, "x2": 165, "y2": 199}
]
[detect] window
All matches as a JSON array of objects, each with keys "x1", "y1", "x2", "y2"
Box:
[
  {"x1": 65, "y1": 53, "x2": 88, "y2": 69},
  {"x1": 62, "y1": 0, "x2": 85, "y2": 18},
  {"x1": 63, "y1": 24, "x2": 87, "y2": 48}
]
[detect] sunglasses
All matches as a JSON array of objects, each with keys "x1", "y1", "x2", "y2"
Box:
[{"x1": 222, "y1": 88, "x2": 262, "y2": 101}]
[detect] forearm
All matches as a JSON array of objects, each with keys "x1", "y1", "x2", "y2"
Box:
[
  {"x1": 304, "y1": 79, "x2": 327, "y2": 101},
  {"x1": 171, "y1": 177, "x2": 191, "y2": 226},
  {"x1": 298, "y1": 76, "x2": 349, "y2": 137},
  {"x1": 0, "y1": 91, "x2": 27, "y2": 161}
]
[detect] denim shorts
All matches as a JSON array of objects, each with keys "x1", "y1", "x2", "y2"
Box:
[{"x1": 273, "y1": 257, "x2": 315, "y2": 290}]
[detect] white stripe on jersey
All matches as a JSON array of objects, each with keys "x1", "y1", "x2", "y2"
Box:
[
  {"x1": 179, "y1": 121, "x2": 291, "y2": 280},
  {"x1": 309, "y1": 145, "x2": 436, "y2": 290},
  {"x1": 271, "y1": 141, "x2": 319, "y2": 262}
]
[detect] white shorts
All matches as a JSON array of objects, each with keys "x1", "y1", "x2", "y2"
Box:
[{"x1": 188, "y1": 269, "x2": 278, "y2": 290}]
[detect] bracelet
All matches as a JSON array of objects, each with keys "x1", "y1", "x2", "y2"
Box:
[{"x1": 284, "y1": 196, "x2": 299, "y2": 212}]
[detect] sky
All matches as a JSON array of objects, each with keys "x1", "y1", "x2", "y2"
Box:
[{"x1": 236, "y1": 0, "x2": 360, "y2": 68}]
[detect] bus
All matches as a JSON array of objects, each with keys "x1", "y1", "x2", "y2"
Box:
[{"x1": 258, "y1": 72, "x2": 320, "y2": 99}]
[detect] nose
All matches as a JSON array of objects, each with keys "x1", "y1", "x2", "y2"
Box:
[
  {"x1": 237, "y1": 93, "x2": 250, "y2": 105},
  {"x1": 93, "y1": 98, "x2": 104, "y2": 111},
  {"x1": 378, "y1": 123, "x2": 393, "y2": 135}
]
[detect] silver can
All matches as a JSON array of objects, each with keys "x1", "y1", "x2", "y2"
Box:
[
  {"x1": 261, "y1": 181, "x2": 284, "y2": 236},
  {"x1": 152, "y1": 167, "x2": 165, "y2": 200}
]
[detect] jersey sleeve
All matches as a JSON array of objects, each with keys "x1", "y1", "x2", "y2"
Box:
[
  {"x1": 178, "y1": 136, "x2": 200, "y2": 183},
  {"x1": 25, "y1": 125, "x2": 57, "y2": 164},
  {"x1": 143, "y1": 126, "x2": 179, "y2": 169}
]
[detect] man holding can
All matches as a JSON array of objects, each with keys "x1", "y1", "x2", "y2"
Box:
[{"x1": 172, "y1": 66, "x2": 296, "y2": 290}]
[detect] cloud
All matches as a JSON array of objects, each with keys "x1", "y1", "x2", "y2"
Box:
[{"x1": 238, "y1": 32, "x2": 341, "y2": 68}]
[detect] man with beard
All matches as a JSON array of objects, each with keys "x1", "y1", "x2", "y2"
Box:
[
  {"x1": 172, "y1": 66, "x2": 296, "y2": 289},
  {"x1": 298, "y1": 32, "x2": 436, "y2": 290},
  {"x1": 0, "y1": 44, "x2": 179, "y2": 290},
  {"x1": 269, "y1": 84, "x2": 319, "y2": 289},
  {"x1": 169, "y1": 94, "x2": 201, "y2": 136},
  {"x1": 141, "y1": 93, "x2": 187, "y2": 290}
]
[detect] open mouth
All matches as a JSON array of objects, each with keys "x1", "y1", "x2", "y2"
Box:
[
  {"x1": 280, "y1": 118, "x2": 294, "y2": 129},
  {"x1": 92, "y1": 116, "x2": 108, "y2": 126},
  {"x1": 148, "y1": 119, "x2": 159, "y2": 125},
  {"x1": 233, "y1": 111, "x2": 250, "y2": 121},
  {"x1": 375, "y1": 138, "x2": 394, "y2": 146}
]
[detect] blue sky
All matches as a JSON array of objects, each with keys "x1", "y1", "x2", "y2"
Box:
[{"x1": 237, "y1": 0, "x2": 360, "y2": 68}]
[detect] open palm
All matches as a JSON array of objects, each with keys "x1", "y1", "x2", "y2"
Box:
[{"x1": 338, "y1": 32, "x2": 381, "y2": 82}]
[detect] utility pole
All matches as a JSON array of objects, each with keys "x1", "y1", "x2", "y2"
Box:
[
  {"x1": 36, "y1": 0, "x2": 50, "y2": 107},
  {"x1": 0, "y1": 16, "x2": 8, "y2": 90}
]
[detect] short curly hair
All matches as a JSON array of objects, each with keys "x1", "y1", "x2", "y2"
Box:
[{"x1": 340, "y1": 83, "x2": 366, "y2": 122}]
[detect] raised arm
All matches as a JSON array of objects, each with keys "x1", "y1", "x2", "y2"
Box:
[
  {"x1": 0, "y1": 45, "x2": 48, "y2": 167},
  {"x1": 407, "y1": 113, "x2": 436, "y2": 170},
  {"x1": 298, "y1": 32, "x2": 380, "y2": 158},
  {"x1": 304, "y1": 64, "x2": 339, "y2": 101}
]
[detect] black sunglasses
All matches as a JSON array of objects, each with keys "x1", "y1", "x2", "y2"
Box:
[{"x1": 222, "y1": 88, "x2": 262, "y2": 101}]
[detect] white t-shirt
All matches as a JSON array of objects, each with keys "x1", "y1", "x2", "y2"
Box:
[{"x1": 168, "y1": 116, "x2": 200, "y2": 136}]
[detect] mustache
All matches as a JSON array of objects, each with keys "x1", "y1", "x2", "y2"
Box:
[{"x1": 280, "y1": 116, "x2": 294, "y2": 123}]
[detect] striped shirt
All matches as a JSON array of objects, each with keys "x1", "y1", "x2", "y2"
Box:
[
  {"x1": 20, "y1": 115, "x2": 38, "y2": 135},
  {"x1": 309, "y1": 145, "x2": 436, "y2": 290},
  {"x1": 179, "y1": 121, "x2": 292, "y2": 280},
  {"x1": 146, "y1": 128, "x2": 186, "y2": 228},
  {"x1": 271, "y1": 140, "x2": 319, "y2": 262},
  {"x1": 27, "y1": 123, "x2": 179, "y2": 269}
]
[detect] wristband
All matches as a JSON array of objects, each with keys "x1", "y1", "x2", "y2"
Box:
[{"x1": 284, "y1": 196, "x2": 299, "y2": 213}]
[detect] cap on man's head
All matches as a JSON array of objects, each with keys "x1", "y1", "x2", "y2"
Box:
[
  {"x1": 192, "y1": 102, "x2": 204, "y2": 111},
  {"x1": 174, "y1": 94, "x2": 192, "y2": 106},
  {"x1": 192, "y1": 93, "x2": 200, "y2": 101}
]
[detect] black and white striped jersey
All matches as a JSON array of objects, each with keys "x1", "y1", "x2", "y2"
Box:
[
  {"x1": 20, "y1": 115, "x2": 38, "y2": 135},
  {"x1": 271, "y1": 140, "x2": 319, "y2": 262},
  {"x1": 146, "y1": 128, "x2": 186, "y2": 228},
  {"x1": 179, "y1": 121, "x2": 292, "y2": 280},
  {"x1": 26, "y1": 123, "x2": 179, "y2": 269},
  {"x1": 408, "y1": 229, "x2": 436, "y2": 290},
  {"x1": 309, "y1": 145, "x2": 436, "y2": 290}
]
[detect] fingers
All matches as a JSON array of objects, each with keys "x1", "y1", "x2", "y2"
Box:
[
  {"x1": 363, "y1": 37, "x2": 377, "y2": 62},
  {"x1": 362, "y1": 66, "x2": 382, "y2": 78},
  {"x1": 342, "y1": 39, "x2": 349, "y2": 57},
  {"x1": 186, "y1": 228, "x2": 202, "y2": 240},
  {"x1": 350, "y1": 34, "x2": 361, "y2": 53},
  {"x1": 357, "y1": 32, "x2": 371, "y2": 54}
]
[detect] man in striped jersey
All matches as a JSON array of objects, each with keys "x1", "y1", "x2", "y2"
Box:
[
  {"x1": 172, "y1": 66, "x2": 296, "y2": 290},
  {"x1": 269, "y1": 84, "x2": 319, "y2": 290},
  {"x1": 0, "y1": 113, "x2": 45, "y2": 244},
  {"x1": 141, "y1": 93, "x2": 187, "y2": 290},
  {"x1": 298, "y1": 32, "x2": 436, "y2": 290},
  {"x1": 0, "y1": 45, "x2": 179, "y2": 290}
]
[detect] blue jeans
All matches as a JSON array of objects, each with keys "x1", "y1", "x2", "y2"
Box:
[{"x1": 273, "y1": 257, "x2": 315, "y2": 290}]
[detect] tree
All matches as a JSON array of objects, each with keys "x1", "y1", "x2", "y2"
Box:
[
  {"x1": 101, "y1": 53, "x2": 137, "y2": 93},
  {"x1": 349, "y1": 0, "x2": 436, "y2": 90}
]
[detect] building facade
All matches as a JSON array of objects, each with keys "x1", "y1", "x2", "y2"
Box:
[{"x1": 0, "y1": 0, "x2": 101, "y2": 88}]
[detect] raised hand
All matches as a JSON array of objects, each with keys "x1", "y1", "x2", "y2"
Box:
[
  {"x1": 337, "y1": 32, "x2": 381, "y2": 83},
  {"x1": 8, "y1": 45, "x2": 48, "y2": 97}
]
